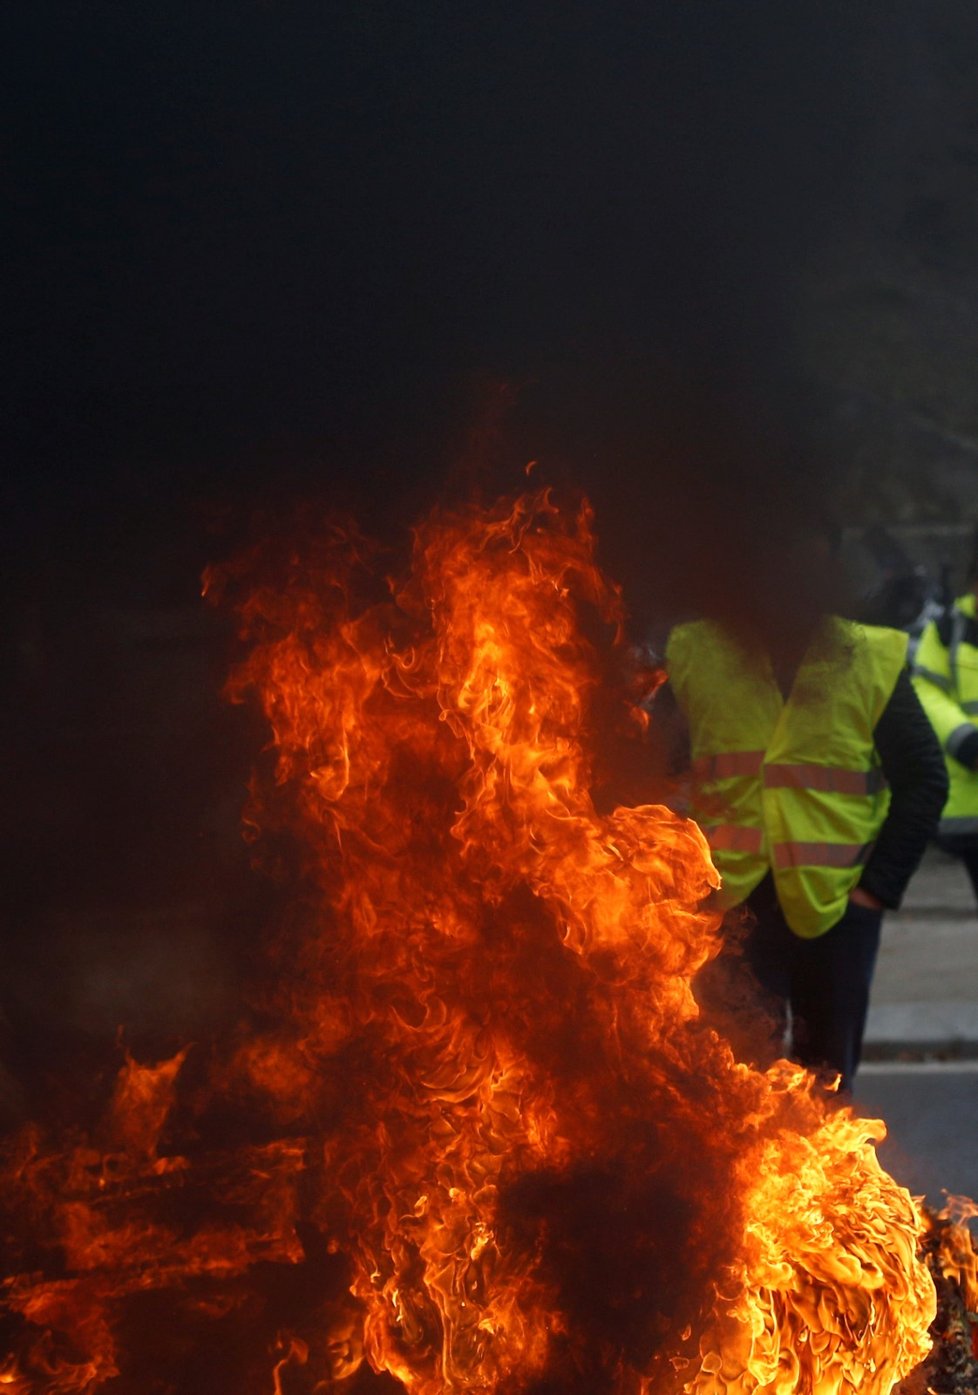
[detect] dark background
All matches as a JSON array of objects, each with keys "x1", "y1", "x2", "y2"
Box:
[
  {"x1": 4, "y1": 2, "x2": 924, "y2": 599},
  {"x1": 3, "y1": 2, "x2": 976, "y2": 1104}
]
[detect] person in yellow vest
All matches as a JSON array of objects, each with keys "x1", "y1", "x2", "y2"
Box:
[
  {"x1": 664, "y1": 608, "x2": 947, "y2": 1092},
  {"x1": 912, "y1": 565, "x2": 978, "y2": 901}
]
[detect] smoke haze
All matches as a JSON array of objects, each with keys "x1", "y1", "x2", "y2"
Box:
[{"x1": 1, "y1": 1, "x2": 936, "y2": 1097}]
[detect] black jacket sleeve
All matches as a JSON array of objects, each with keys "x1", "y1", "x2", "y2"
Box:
[{"x1": 859, "y1": 668, "x2": 949, "y2": 909}]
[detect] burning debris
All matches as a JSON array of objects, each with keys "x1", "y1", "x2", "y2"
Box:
[
  {"x1": 896, "y1": 1200, "x2": 978, "y2": 1395},
  {"x1": 1, "y1": 491, "x2": 971, "y2": 1393}
]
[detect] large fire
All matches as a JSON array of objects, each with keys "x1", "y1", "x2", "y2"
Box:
[{"x1": 0, "y1": 490, "x2": 964, "y2": 1393}]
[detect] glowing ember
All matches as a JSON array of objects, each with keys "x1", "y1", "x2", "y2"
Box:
[{"x1": 0, "y1": 491, "x2": 948, "y2": 1393}]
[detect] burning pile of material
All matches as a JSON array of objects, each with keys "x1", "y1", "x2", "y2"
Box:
[
  {"x1": 911, "y1": 1199, "x2": 978, "y2": 1395},
  {"x1": 0, "y1": 491, "x2": 962, "y2": 1394}
]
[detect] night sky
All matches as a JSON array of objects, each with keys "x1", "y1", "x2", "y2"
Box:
[{"x1": 4, "y1": 2, "x2": 923, "y2": 610}]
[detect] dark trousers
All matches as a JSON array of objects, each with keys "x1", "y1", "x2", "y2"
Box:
[{"x1": 695, "y1": 874, "x2": 883, "y2": 1093}]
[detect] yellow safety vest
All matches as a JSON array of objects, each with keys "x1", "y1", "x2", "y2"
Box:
[
  {"x1": 912, "y1": 593, "x2": 978, "y2": 836},
  {"x1": 666, "y1": 617, "x2": 908, "y2": 937}
]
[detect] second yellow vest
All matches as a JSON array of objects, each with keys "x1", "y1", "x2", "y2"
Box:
[{"x1": 912, "y1": 592, "x2": 978, "y2": 835}]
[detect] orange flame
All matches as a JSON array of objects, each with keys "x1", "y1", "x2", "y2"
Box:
[
  {"x1": 934, "y1": 1195, "x2": 978, "y2": 1314},
  {"x1": 2, "y1": 490, "x2": 939, "y2": 1393}
]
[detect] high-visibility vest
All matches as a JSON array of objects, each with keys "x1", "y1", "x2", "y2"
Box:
[
  {"x1": 665, "y1": 617, "x2": 908, "y2": 937},
  {"x1": 912, "y1": 592, "x2": 978, "y2": 837}
]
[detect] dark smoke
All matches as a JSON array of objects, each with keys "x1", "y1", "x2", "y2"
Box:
[{"x1": 3, "y1": 0, "x2": 923, "y2": 1206}]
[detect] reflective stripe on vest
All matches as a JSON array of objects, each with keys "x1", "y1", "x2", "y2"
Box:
[
  {"x1": 694, "y1": 754, "x2": 886, "y2": 795},
  {"x1": 772, "y1": 840, "x2": 875, "y2": 870},
  {"x1": 946, "y1": 723, "x2": 976, "y2": 759},
  {"x1": 704, "y1": 824, "x2": 764, "y2": 853},
  {"x1": 761, "y1": 763, "x2": 887, "y2": 796},
  {"x1": 914, "y1": 664, "x2": 951, "y2": 693},
  {"x1": 692, "y1": 750, "x2": 765, "y2": 780}
]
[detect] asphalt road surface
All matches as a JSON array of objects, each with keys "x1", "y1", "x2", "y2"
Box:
[
  {"x1": 856, "y1": 848, "x2": 977, "y2": 1211},
  {"x1": 855, "y1": 1060, "x2": 978, "y2": 1209}
]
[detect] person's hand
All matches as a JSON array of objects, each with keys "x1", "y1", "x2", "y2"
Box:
[{"x1": 849, "y1": 885, "x2": 884, "y2": 911}]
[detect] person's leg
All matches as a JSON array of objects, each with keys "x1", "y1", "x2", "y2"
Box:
[
  {"x1": 789, "y1": 902, "x2": 883, "y2": 1093},
  {"x1": 694, "y1": 875, "x2": 791, "y2": 1069}
]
